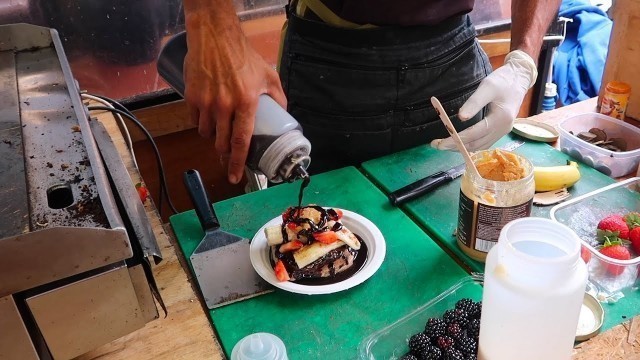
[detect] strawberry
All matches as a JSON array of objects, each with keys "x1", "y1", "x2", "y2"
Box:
[
  {"x1": 135, "y1": 182, "x2": 149, "y2": 202},
  {"x1": 328, "y1": 208, "x2": 344, "y2": 221},
  {"x1": 629, "y1": 227, "x2": 640, "y2": 255},
  {"x1": 624, "y1": 212, "x2": 640, "y2": 230},
  {"x1": 313, "y1": 230, "x2": 338, "y2": 244},
  {"x1": 599, "y1": 238, "x2": 631, "y2": 276},
  {"x1": 597, "y1": 214, "x2": 629, "y2": 239},
  {"x1": 580, "y1": 245, "x2": 592, "y2": 264},
  {"x1": 286, "y1": 222, "x2": 298, "y2": 230},
  {"x1": 282, "y1": 207, "x2": 300, "y2": 222},
  {"x1": 274, "y1": 260, "x2": 290, "y2": 282},
  {"x1": 279, "y1": 240, "x2": 303, "y2": 253}
]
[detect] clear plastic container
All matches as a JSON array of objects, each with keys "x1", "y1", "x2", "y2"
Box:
[
  {"x1": 358, "y1": 275, "x2": 483, "y2": 360},
  {"x1": 550, "y1": 177, "x2": 640, "y2": 296},
  {"x1": 558, "y1": 112, "x2": 640, "y2": 178}
]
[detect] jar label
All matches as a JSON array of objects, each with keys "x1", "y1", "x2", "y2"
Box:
[
  {"x1": 457, "y1": 190, "x2": 533, "y2": 254},
  {"x1": 600, "y1": 91, "x2": 630, "y2": 120}
]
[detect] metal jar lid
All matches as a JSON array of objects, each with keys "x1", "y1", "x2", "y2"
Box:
[
  {"x1": 512, "y1": 118, "x2": 559, "y2": 143},
  {"x1": 575, "y1": 292, "x2": 605, "y2": 341}
]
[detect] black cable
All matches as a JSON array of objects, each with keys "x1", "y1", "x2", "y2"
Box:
[
  {"x1": 92, "y1": 94, "x2": 136, "y2": 118},
  {"x1": 87, "y1": 105, "x2": 179, "y2": 216}
]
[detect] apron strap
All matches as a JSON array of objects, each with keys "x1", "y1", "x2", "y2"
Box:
[{"x1": 295, "y1": 0, "x2": 376, "y2": 29}]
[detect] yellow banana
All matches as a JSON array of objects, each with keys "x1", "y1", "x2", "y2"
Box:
[{"x1": 533, "y1": 161, "x2": 581, "y2": 192}]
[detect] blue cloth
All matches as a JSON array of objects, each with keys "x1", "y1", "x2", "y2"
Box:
[{"x1": 553, "y1": 0, "x2": 612, "y2": 105}]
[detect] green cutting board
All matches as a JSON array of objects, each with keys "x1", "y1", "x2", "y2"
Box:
[
  {"x1": 170, "y1": 167, "x2": 470, "y2": 359},
  {"x1": 361, "y1": 133, "x2": 615, "y2": 273},
  {"x1": 361, "y1": 134, "x2": 640, "y2": 332}
]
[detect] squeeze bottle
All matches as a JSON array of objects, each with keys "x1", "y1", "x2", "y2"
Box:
[{"x1": 156, "y1": 32, "x2": 311, "y2": 183}]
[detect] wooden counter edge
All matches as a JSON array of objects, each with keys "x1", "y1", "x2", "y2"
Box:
[{"x1": 75, "y1": 104, "x2": 225, "y2": 360}]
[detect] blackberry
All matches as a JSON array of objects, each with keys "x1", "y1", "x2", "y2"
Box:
[
  {"x1": 446, "y1": 322, "x2": 463, "y2": 339},
  {"x1": 466, "y1": 318, "x2": 481, "y2": 339},
  {"x1": 443, "y1": 348, "x2": 466, "y2": 360},
  {"x1": 424, "y1": 317, "x2": 447, "y2": 338},
  {"x1": 399, "y1": 353, "x2": 418, "y2": 360},
  {"x1": 443, "y1": 309, "x2": 470, "y2": 328},
  {"x1": 468, "y1": 301, "x2": 482, "y2": 320},
  {"x1": 455, "y1": 298, "x2": 475, "y2": 313},
  {"x1": 455, "y1": 336, "x2": 478, "y2": 356},
  {"x1": 417, "y1": 345, "x2": 442, "y2": 360},
  {"x1": 409, "y1": 333, "x2": 431, "y2": 354},
  {"x1": 465, "y1": 354, "x2": 478, "y2": 360},
  {"x1": 436, "y1": 335, "x2": 455, "y2": 350}
]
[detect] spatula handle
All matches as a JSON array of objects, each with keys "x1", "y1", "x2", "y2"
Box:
[{"x1": 184, "y1": 169, "x2": 220, "y2": 231}]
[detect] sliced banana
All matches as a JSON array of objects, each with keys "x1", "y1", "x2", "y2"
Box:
[
  {"x1": 335, "y1": 225, "x2": 361, "y2": 250},
  {"x1": 293, "y1": 240, "x2": 346, "y2": 269},
  {"x1": 265, "y1": 225, "x2": 284, "y2": 246}
]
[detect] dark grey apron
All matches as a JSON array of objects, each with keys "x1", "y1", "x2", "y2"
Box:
[{"x1": 279, "y1": 10, "x2": 492, "y2": 174}]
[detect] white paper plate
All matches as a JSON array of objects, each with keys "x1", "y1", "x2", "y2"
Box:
[{"x1": 250, "y1": 209, "x2": 386, "y2": 295}]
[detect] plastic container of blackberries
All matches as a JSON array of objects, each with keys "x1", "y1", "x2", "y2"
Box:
[{"x1": 358, "y1": 275, "x2": 483, "y2": 359}]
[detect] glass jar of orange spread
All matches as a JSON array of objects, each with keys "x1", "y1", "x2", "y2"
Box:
[{"x1": 456, "y1": 149, "x2": 535, "y2": 262}]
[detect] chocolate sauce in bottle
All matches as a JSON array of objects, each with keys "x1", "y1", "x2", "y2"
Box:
[
  {"x1": 246, "y1": 95, "x2": 312, "y2": 183},
  {"x1": 155, "y1": 43, "x2": 312, "y2": 184}
]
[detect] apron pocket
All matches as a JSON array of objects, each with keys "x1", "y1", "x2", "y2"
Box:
[
  {"x1": 290, "y1": 105, "x2": 394, "y2": 171},
  {"x1": 287, "y1": 56, "x2": 397, "y2": 114},
  {"x1": 394, "y1": 87, "x2": 483, "y2": 152}
]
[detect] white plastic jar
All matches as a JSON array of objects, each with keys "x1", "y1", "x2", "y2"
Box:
[
  {"x1": 457, "y1": 150, "x2": 535, "y2": 262},
  {"x1": 479, "y1": 218, "x2": 588, "y2": 360}
]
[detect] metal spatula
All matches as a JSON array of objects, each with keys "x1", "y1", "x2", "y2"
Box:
[{"x1": 184, "y1": 169, "x2": 271, "y2": 309}]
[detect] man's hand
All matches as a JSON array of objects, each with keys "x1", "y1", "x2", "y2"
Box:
[
  {"x1": 183, "y1": 0, "x2": 287, "y2": 184},
  {"x1": 431, "y1": 50, "x2": 538, "y2": 151}
]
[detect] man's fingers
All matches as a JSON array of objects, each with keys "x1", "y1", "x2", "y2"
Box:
[
  {"x1": 197, "y1": 105, "x2": 215, "y2": 138},
  {"x1": 187, "y1": 103, "x2": 199, "y2": 127},
  {"x1": 227, "y1": 102, "x2": 257, "y2": 184},
  {"x1": 213, "y1": 105, "x2": 233, "y2": 156},
  {"x1": 430, "y1": 117, "x2": 490, "y2": 151},
  {"x1": 458, "y1": 80, "x2": 496, "y2": 121}
]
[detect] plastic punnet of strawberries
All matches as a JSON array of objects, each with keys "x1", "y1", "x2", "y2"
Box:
[{"x1": 593, "y1": 212, "x2": 640, "y2": 277}]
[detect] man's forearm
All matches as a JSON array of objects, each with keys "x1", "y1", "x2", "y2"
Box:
[
  {"x1": 510, "y1": 0, "x2": 562, "y2": 64},
  {"x1": 183, "y1": 0, "x2": 249, "y2": 76}
]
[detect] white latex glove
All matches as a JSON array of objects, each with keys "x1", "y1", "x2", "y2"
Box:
[{"x1": 431, "y1": 50, "x2": 538, "y2": 151}]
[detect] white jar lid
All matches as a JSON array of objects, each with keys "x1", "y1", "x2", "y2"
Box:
[{"x1": 230, "y1": 333, "x2": 288, "y2": 360}]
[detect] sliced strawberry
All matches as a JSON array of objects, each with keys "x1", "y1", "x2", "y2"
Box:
[
  {"x1": 286, "y1": 222, "x2": 298, "y2": 230},
  {"x1": 328, "y1": 208, "x2": 344, "y2": 221},
  {"x1": 313, "y1": 230, "x2": 338, "y2": 244},
  {"x1": 599, "y1": 238, "x2": 631, "y2": 276},
  {"x1": 282, "y1": 207, "x2": 300, "y2": 222},
  {"x1": 580, "y1": 245, "x2": 592, "y2": 264},
  {"x1": 274, "y1": 260, "x2": 290, "y2": 282},
  {"x1": 135, "y1": 182, "x2": 150, "y2": 202},
  {"x1": 279, "y1": 240, "x2": 303, "y2": 253}
]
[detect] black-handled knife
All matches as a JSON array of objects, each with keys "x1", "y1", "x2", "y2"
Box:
[
  {"x1": 388, "y1": 164, "x2": 465, "y2": 206},
  {"x1": 388, "y1": 139, "x2": 526, "y2": 206}
]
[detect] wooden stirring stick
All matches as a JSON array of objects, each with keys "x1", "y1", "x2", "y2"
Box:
[{"x1": 430, "y1": 96, "x2": 482, "y2": 179}]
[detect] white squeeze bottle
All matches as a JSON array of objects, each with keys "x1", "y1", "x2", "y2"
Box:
[
  {"x1": 230, "y1": 333, "x2": 288, "y2": 360},
  {"x1": 479, "y1": 218, "x2": 588, "y2": 360}
]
